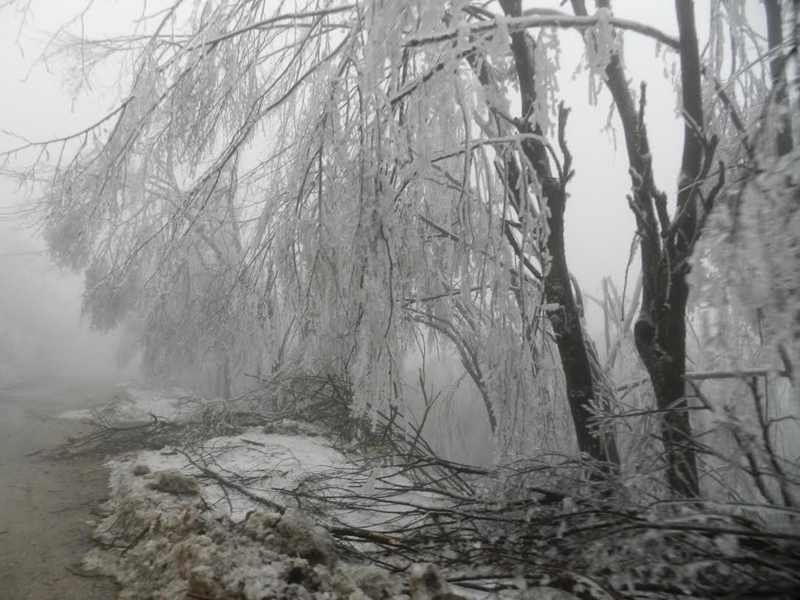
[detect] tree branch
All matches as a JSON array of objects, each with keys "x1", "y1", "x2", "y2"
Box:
[{"x1": 405, "y1": 13, "x2": 679, "y2": 51}]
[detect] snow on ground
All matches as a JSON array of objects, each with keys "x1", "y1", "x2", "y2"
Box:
[
  {"x1": 108, "y1": 429, "x2": 439, "y2": 529},
  {"x1": 65, "y1": 385, "x2": 575, "y2": 599},
  {"x1": 60, "y1": 384, "x2": 440, "y2": 530},
  {"x1": 84, "y1": 474, "x2": 409, "y2": 599},
  {"x1": 59, "y1": 385, "x2": 212, "y2": 423}
]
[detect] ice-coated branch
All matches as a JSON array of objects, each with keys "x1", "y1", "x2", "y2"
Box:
[{"x1": 405, "y1": 12, "x2": 679, "y2": 51}]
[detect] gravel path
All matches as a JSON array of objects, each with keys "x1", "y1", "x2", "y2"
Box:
[{"x1": 0, "y1": 377, "x2": 121, "y2": 599}]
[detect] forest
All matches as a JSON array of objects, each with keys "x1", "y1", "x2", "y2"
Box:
[{"x1": 2, "y1": 0, "x2": 799, "y2": 598}]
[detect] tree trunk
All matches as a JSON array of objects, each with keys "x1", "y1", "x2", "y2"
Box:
[
  {"x1": 765, "y1": 0, "x2": 794, "y2": 157},
  {"x1": 498, "y1": 0, "x2": 620, "y2": 468},
  {"x1": 634, "y1": 278, "x2": 699, "y2": 498},
  {"x1": 219, "y1": 355, "x2": 232, "y2": 400},
  {"x1": 568, "y1": 0, "x2": 713, "y2": 496},
  {"x1": 544, "y1": 205, "x2": 620, "y2": 466}
]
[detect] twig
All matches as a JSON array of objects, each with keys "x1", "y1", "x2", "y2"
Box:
[
  {"x1": 618, "y1": 521, "x2": 800, "y2": 542},
  {"x1": 617, "y1": 368, "x2": 791, "y2": 393},
  {"x1": 405, "y1": 13, "x2": 679, "y2": 50},
  {"x1": 121, "y1": 523, "x2": 151, "y2": 556},
  {"x1": 328, "y1": 526, "x2": 416, "y2": 551},
  {"x1": 176, "y1": 448, "x2": 286, "y2": 514},
  {"x1": 242, "y1": 438, "x2": 266, "y2": 447}
]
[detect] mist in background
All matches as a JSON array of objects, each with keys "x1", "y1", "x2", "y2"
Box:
[
  {"x1": 0, "y1": 3, "x2": 145, "y2": 387},
  {"x1": 0, "y1": 218, "x2": 133, "y2": 386}
]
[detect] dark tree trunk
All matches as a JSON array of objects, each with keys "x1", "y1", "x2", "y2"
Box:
[
  {"x1": 219, "y1": 355, "x2": 232, "y2": 400},
  {"x1": 566, "y1": 0, "x2": 725, "y2": 496},
  {"x1": 765, "y1": 0, "x2": 794, "y2": 157},
  {"x1": 543, "y1": 198, "x2": 620, "y2": 466},
  {"x1": 634, "y1": 278, "x2": 698, "y2": 497},
  {"x1": 497, "y1": 0, "x2": 620, "y2": 468}
]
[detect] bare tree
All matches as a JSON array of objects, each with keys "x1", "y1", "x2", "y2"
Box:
[{"x1": 563, "y1": 0, "x2": 793, "y2": 497}]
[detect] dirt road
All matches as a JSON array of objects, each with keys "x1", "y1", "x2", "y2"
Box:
[{"x1": 0, "y1": 377, "x2": 120, "y2": 599}]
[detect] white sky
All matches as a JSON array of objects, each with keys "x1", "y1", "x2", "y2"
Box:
[{"x1": 0, "y1": 1, "x2": 768, "y2": 339}]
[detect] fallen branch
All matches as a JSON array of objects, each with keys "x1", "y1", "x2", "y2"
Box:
[
  {"x1": 328, "y1": 526, "x2": 416, "y2": 551},
  {"x1": 617, "y1": 367, "x2": 791, "y2": 393},
  {"x1": 121, "y1": 523, "x2": 151, "y2": 556},
  {"x1": 176, "y1": 448, "x2": 286, "y2": 514}
]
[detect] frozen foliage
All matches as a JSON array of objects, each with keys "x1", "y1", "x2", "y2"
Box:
[
  {"x1": 21, "y1": 0, "x2": 787, "y2": 478},
  {"x1": 678, "y1": 0, "x2": 800, "y2": 505},
  {"x1": 9, "y1": 2, "x2": 800, "y2": 587},
  {"x1": 580, "y1": 8, "x2": 620, "y2": 106},
  {"x1": 722, "y1": 149, "x2": 800, "y2": 397},
  {"x1": 17, "y1": 0, "x2": 599, "y2": 455}
]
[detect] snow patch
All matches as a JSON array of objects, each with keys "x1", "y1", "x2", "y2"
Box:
[
  {"x1": 58, "y1": 386, "x2": 207, "y2": 423},
  {"x1": 78, "y1": 387, "x2": 572, "y2": 598},
  {"x1": 107, "y1": 428, "x2": 437, "y2": 528}
]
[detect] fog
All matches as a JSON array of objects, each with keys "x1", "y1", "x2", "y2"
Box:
[
  {"x1": 0, "y1": 3, "x2": 143, "y2": 386},
  {"x1": 0, "y1": 218, "x2": 133, "y2": 385}
]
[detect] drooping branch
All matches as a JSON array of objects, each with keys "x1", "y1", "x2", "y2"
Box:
[
  {"x1": 189, "y1": 4, "x2": 358, "y2": 51},
  {"x1": 461, "y1": 0, "x2": 622, "y2": 469},
  {"x1": 405, "y1": 12, "x2": 679, "y2": 51}
]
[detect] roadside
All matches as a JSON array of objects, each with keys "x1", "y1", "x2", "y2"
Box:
[
  {"x1": 12, "y1": 379, "x2": 794, "y2": 599},
  {"x1": 0, "y1": 377, "x2": 122, "y2": 600},
  {"x1": 57, "y1": 385, "x2": 582, "y2": 599}
]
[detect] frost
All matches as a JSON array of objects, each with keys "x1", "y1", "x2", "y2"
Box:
[
  {"x1": 14, "y1": 1, "x2": 799, "y2": 596},
  {"x1": 409, "y1": 563, "x2": 452, "y2": 600},
  {"x1": 267, "y1": 509, "x2": 337, "y2": 567},
  {"x1": 149, "y1": 469, "x2": 201, "y2": 496},
  {"x1": 84, "y1": 477, "x2": 397, "y2": 599},
  {"x1": 582, "y1": 7, "x2": 619, "y2": 106},
  {"x1": 341, "y1": 565, "x2": 401, "y2": 600}
]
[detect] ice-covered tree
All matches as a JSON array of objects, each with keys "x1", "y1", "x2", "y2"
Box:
[{"x1": 3, "y1": 0, "x2": 791, "y2": 497}]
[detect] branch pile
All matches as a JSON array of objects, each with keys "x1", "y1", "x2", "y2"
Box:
[{"x1": 61, "y1": 376, "x2": 800, "y2": 598}]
